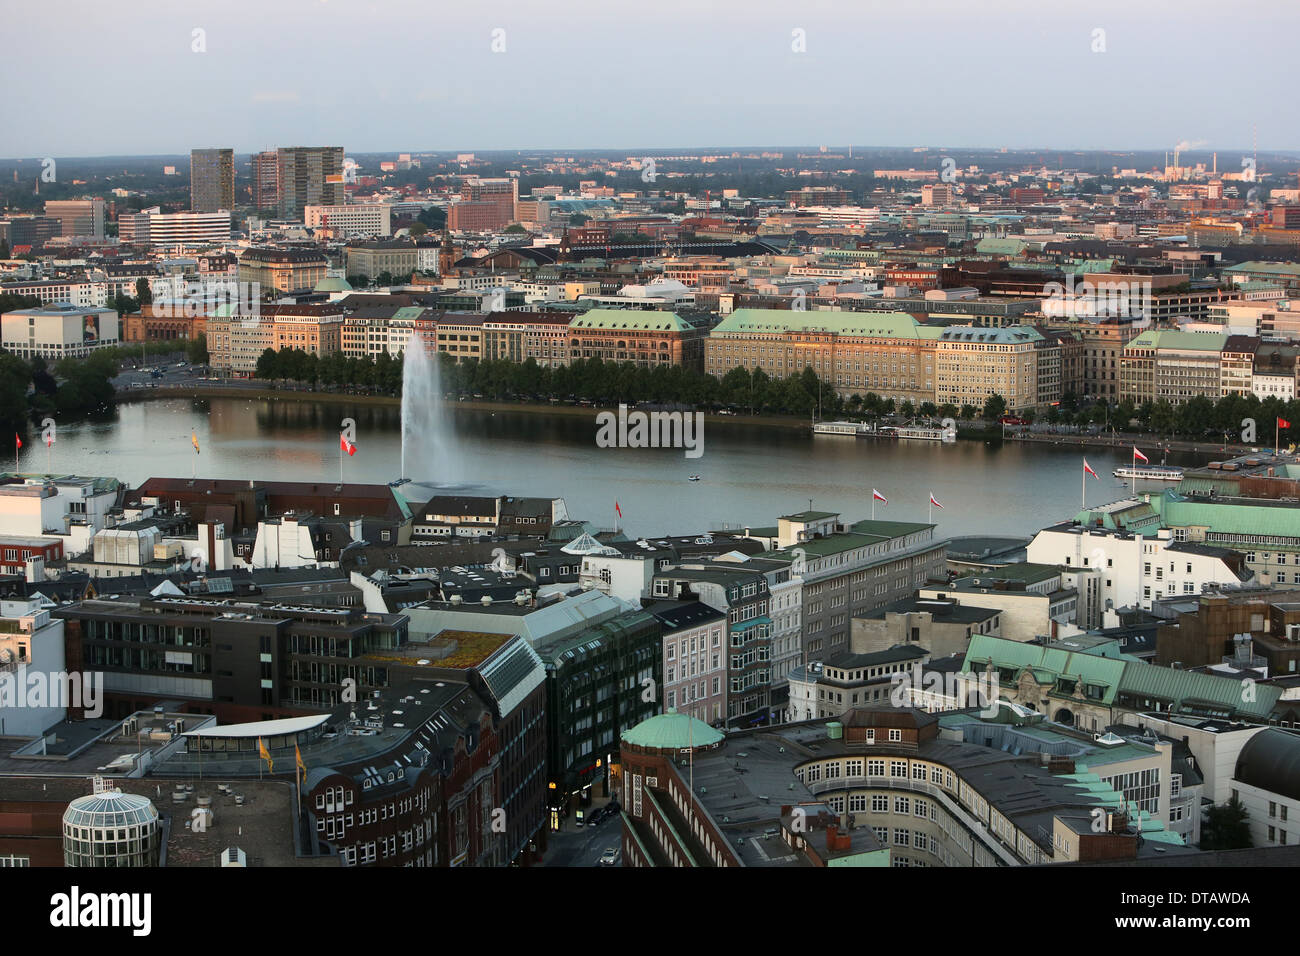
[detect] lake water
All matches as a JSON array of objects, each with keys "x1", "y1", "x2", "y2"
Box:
[{"x1": 34, "y1": 397, "x2": 1208, "y2": 540}]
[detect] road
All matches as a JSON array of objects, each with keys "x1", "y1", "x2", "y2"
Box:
[{"x1": 540, "y1": 803, "x2": 623, "y2": 868}]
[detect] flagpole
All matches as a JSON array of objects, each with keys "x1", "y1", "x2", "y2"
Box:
[
  {"x1": 339, "y1": 437, "x2": 343, "y2": 486},
  {"x1": 1131, "y1": 447, "x2": 1136, "y2": 496},
  {"x1": 1081, "y1": 463, "x2": 1086, "y2": 512}
]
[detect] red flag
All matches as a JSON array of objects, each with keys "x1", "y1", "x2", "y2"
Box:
[
  {"x1": 14, "y1": 433, "x2": 20, "y2": 450},
  {"x1": 1133, "y1": 446, "x2": 1148, "y2": 463},
  {"x1": 1280, "y1": 418, "x2": 1292, "y2": 430},
  {"x1": 615, "y1": 501, "x2": 622, "y2": 518},
  {"x1": 872, "y1": 489, "x2": 888, "y2": 503},
  {"x1": 929, "y1": 493, "x2": 943, "y2": 509},
  {"x1": 1084, "y1": 459, "x2": 1099, "y2": 479},
  {"x1": 340, "y1": 434, "x2": 356, "y2": 456}
]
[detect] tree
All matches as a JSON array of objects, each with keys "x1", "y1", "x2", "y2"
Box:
[
  {"x1": 503, "y1": 224, "x2": 527, "y2": 234},
  {"x1": 408, "y1": 222, "x2": 429, "y2": 237},
  {"x1": 135, "y1": 277, "x2": 152, "y2": 307},
  {"x1": 187, "y1": 333, "x2": 209, "y2": 365},
  {"x1": 1200, "y1": 796, "x2": 1253, "y2": 850},
  {"x1": 568, "y1": 213, "x2": 591, "y2": 226},
  {"x1": 982, "y1": 393, "x2": 1007, "y2": 420}
]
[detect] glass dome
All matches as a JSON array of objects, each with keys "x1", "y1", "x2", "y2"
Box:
[{"x1": 63, "y1": 789, "x2": 161, "y2": 867}]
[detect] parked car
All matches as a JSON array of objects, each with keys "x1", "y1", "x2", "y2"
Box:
[{"x1": 598, "y1": 848, "x2": 618, "y2": 867}]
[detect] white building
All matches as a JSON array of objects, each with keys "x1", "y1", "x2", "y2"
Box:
[
  {"x1": 0, "y1": 596, "x2": 69, "y2": 737},
  {"x1": 119, "y1": 208, "x2": 232, "y2": 247},
  {"x1": 0, "y1": 476, "x2": 121, "y2": 558},
  {"x1": 1026, "y1": 520, "x2": 1253, "y2": 626},
  {"x1": 305, "y1": 203, "x2": 392, "y2": 238},
  {"x1": 0, "y1": 303, "x2": 119, "y2": 358}
]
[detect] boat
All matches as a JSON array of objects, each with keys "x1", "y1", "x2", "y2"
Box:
[
  {"x1": 894, "y1": 425, "x2": 948, "y2": 441},
  {"x1": 688, "y1": 475, "x2": 701, "y2": 481},
  {"x1": 812, "y1": 421, "x2": 867, "y2": 437},
  {"x1": 1113, "y1": 465, "x2": 1183, "y2": 482},
  {"x1": 812, "y1": 421, "x2": 896, "y2": 439}
]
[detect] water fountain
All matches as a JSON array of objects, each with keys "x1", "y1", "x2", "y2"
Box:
[{"x1": 400, "y1": 331, "x2": 457, "y2": 484}]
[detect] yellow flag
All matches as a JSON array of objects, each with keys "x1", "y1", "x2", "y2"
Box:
[
  {"x1": 258, "y1": 736, "x2": 273, "y2": 773},
  {"x1": 191, "y1": 431, "x2": 200, "y2": 455},
  {"x1": 295, "y1": 742, "x2": 306, "y2": 784}
]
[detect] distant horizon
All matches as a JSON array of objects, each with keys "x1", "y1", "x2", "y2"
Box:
[{"x1": 5, "y1": 145, "x2": 1300, "y2": 164}]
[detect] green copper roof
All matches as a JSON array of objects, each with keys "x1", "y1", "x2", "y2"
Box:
[
  {"x1": 1126, "y1": 330, "x2": 1229, "y2": 351},
  {"x1": 621, "y1": 711, "x2": 723, "y2": 750},
  {"x1": 712, "y1": 309, "x2": 931, "y2": 340},
  {"x1": 964, "y1": 633, "x2": 1280, "y2": 720},
  {"x1": 1153, "y1": 492, "x2": 1300, "y2": 539},
  {"x1": 568, "y1": 309, "x2": 693, "y2": 332}
]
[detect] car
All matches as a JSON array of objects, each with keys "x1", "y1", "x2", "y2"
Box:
[{"x1": 598, "y1": 848, "x2": 618, "y2": 867}]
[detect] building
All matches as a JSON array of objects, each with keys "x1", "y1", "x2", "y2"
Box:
[
  {"x1": 934, "y1": 325, "x2": 1060, "y2": 413},
  {"x1": 734, "y1": 512, "x2": 948, "y2": 665},
  {"x1": 252, "y1": 150, "x2": 281, "y2": 211},
  {"x1": 447, "y1": 178, "x2": 517, "y2": 232},
  {"x1": 705, "y1": 309, "x2": 942, "y2": 404},
  {"x1": 53, "y1": 594, "x2": 410, "y2": 722},
  {"x1": 482, "y1": 312, "x2": 572, "y2": 367},
  {"x1": 619, "y1": 706, "x2": 1184, "y2": 868},
  {"x1": 0, "y1": 596, "x2": 70, "y2": 737},
  {"x1": 344, "y1": 238, "x2": 440, "y2": 280},
  {"x1": 960, "y1": 632, "x2": 1282, "y2": 730},
  {"x1": 786, "y1": 644, "x2": 931, "y2": 722},
  {"x1": 647, "y1": 601, "x2": 728, "y2": 725},
  {"x1": 237, "y1": 247, "x2": 328, "y2": 294},
  {"x1": 119, "y1": 208, "x2": 232, "y2": 247},
  {"x1": 277, "y1": 147, "x2": 346, "y2": 219},
  {"x1": 190, "y1": 148, "x2": 235, "y2": 213},
  {"x1": 0, "y1": 303, "x2": 119, "y2": 358},
  {"x1": 1118, "y1": 330, "x2": 1258, "y2": 405},
  {"x1": 918, "y1": 564, "x2": 1077, "y2": 643},
  {"x1": 1027, "y1": 521, "x2": 1253, "y2": 625},
  {"x1": 304, "y1": 203, "x2": 392, "y2": 238},
  {"x1": 62, "y1": 787, "x2": 161, "y2": 867},
  {"x1": 567, "y1": 309, "x2": 707, "y2": 370},
  {"x1": 43, "y1": 199, "x2": 105, "y2": 239}
]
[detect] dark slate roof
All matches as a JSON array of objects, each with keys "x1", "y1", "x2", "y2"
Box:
[{"x1": 1234, "y1": 727, "x2": 1300, "y2": 801}]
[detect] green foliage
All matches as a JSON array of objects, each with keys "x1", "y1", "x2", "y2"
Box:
[{"x1": 1200, "y1": 796, "x2": 1253, "y2": 851}]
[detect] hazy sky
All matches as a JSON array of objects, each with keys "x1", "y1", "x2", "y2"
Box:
[{"x1": 3, "y1": 0, "x2": 1296, "y2": 157}]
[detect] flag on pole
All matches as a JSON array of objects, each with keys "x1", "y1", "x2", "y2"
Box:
[
  {"x1": 1280, "y1": 418, "x2": 1292, "y2": 430},
  {"x1": 191, "y1": 432, "x2": 200, "y2": 455},
  {"x1": 258, "y1": 736, "x2": 273, "y2": 773},
  {"x1": 1083, "y1": 459, "x2": 1099, "y2": 479},
  {"x1": 929, "y1": 493, "x2": 943, "y2": 509},
  {"x1": 615, "y1": 501, "x2": 622, "y2": 518},
  {"x1": 1133, "y1": 447, "x2": 1149, "y2": 463},
  {"x1": 14, "y1": 433, "x2": 20, "y2": 450},
  {"x1": 872, "y1": 489, "x2": 888, "y2": 504},
  {"x1": 295, "y1": 743, "x2": 307, "y2": 784},
  {"x1": 340, "y1": 434, "x2": 356, "y2": 456}
]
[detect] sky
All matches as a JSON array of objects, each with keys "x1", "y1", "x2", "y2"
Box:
[{"x1": 2, "y1": 0, "x2": 1297, "y2": 158}]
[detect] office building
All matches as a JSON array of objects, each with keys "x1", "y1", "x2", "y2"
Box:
[
  {"x1": 190, "y1": 147, "x2": 234, "y2": 213},
  {"x1": 0, "y1": 303, "x2": 119, "y2": 358},
  {"x1": 277, "y1": 147, "x2": 346, "y2": 219},
  {"x1": 43, "y1": 199, "x2": 105, "y2": 239}
]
